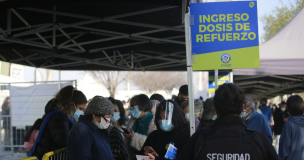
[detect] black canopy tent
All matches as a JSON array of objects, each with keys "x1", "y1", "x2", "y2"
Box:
[
  {"x1": 0, "y1": 0, "x2": 202, "y2": 136},
  {"x1": 0, "y1": 0, "x2": 191, "y2": 71},
  {"x1": 1, "y1": 0, "x2": 302, "y2": 100},
  {"x1": 234, "y1": 75, "x2": 304, "y2": 99}
]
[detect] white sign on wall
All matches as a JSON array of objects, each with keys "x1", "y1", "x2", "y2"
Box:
[{"x1": 10, "y1": 63, "x2": 24, "y2": 80}]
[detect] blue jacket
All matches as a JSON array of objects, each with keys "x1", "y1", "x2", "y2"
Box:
[
  {"x1": 279, "y1": 115, "x2": 304, "y2": 160},
  {"x1": 66, "y1": 115, "x2": 114, "y2": 160},
  {"x1": 246, "y1": 110, "x2": 273, "y2": 143},
  {"x1": 259, "y1": 105, "x2": 272, "y2": 121}
]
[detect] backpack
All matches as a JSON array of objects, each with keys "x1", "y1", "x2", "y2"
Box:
[{"x1": 108, "y1": 124, "x2": 114, "y2": 133}]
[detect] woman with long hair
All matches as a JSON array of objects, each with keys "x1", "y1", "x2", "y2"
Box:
[
  {"x1": 142, "y1": 100, "x2": 190, "y2": 160},
  {"x1": 123, "y1": 94, "x2": 156, "y2": 159},
  {"x1": 32, "y1": 85, "x2": 87, "y2": 158},
  {"x1": 109, "y1": 99, "x2": 129, "y2": 160}
]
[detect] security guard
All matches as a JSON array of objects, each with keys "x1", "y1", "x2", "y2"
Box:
[{"x1": 175, "y1": 83, "x2": 280, "y2": 160}]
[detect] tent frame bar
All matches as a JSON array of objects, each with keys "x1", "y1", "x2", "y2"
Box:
[{"x1": 0, "y1": 4, "x2": 187, "y2": 70}]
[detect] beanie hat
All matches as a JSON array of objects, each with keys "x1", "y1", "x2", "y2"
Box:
[{"x1": 86, "y1": 96, "x2": 114, "y2": 116}]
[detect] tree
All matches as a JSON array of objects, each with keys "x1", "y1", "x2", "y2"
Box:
[
  {"x1": 130, "y1": 71, "x2": 187, "y2": 94},
  {"x1": 88, "y1": 71, "x2": 127, "y2": 98},
  {"x1": 262, "y1": 0, "x2": 304, "y2": 42}
]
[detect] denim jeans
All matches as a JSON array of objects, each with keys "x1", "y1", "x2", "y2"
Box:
[{"x1": 275, "y1": 135, "x2": 281, "y2": 154}]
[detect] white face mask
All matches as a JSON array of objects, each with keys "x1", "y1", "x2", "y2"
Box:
[
  {"x1": 94, "y1": 116, "x2": 111, "y2": 129},
  {"x1": 281, "y1": 107, "x2": 286, "y2": 112},
  {"x1": 185, "y1": 113, "x2": 190, "y2": 122}
]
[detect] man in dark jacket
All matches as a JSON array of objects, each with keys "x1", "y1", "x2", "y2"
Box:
[
  {"x1": 273, "y1": 101, "x2": 289, "y2": 153},
  {"x1": 175, "y1": 83, "x2": 279, "y2": 160},
  {"x1": 174, "y1": 85, "x2": 188, "y2": 106},
  {"x1": 33, "y1": 99, "x2": 73, "y2": 158},
  {"x1": 198, "y1": 98, "x2": 215, "y2": 129},
  {"x1": 176, "y1": 116, "x2": 280, "y2": 160}
]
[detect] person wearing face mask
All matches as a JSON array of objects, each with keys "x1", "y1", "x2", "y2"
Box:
[
  {"x1": 142, "y1": 100, "x2": 190, "y2": 160},
  {"x1": 71, "y1": 90, "x2": 88, "y2": 122},
  {"x1": 109, "y1": 99, "x2": 129, "y2": 160},
  {"x1": 123, "y1": 94, "x2": 156, "y2": 160},
  {"x1": 259, "y1": 98, "x2": 272, "y2": 123},
  {"x1": 273, "y1": 101, "x2": 289, "y2": 153},
  {"x1": 66, "y1": 96, "x2": 114, "y2": 160},
  {"x1": 180, "y1": 100, "x2": 202, "y2": 131},
  {"x1": 242, "y1": 96, "x2": 273, "y2": 143},
  {"x1": 31, "y1": 86, "x2": 86, "y2": 159}
]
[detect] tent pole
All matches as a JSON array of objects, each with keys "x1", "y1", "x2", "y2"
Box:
[
  {"x1": 229, "y1": 71, "x2": 233, "y2": 83},
  {"x1": 215, "y1": 70, "x2": 218, "y2": 90},
  {"x1": 184, "y1": 11, "x2": 195, "y2": 136},
  {"x1": 59, "y1": 69, "x2": 61, "y2": 90},
  {"x1": 53, "y1": 6, "x2": 56, "y2": 47}
]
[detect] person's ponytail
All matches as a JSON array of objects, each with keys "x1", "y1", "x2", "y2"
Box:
[{"x1": 55, "y1": 85, "x2": 75, "y2": 115}]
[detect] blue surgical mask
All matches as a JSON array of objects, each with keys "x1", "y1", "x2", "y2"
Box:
[
  {"x1": 73, "y1": 104, "x2": 84, "y2": 121},
  {"x1": 159, "y1": 120, "x2": 174, "y2": 132},
  {"x1": 241, "y1": 109, "x2": 248, "y2": 118},
  {"x1": 129, "y1": 105, "x2": 141, "y2": 119},
  {"x1": 111, "y1": 112, "x2": 121, "y2": 122},
  {"x1": 212, "y1": 115, "x2": 217, "y2": 121}
]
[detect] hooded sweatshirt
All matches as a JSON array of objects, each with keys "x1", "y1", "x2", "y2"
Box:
[
  {"x1": 259, "y1": 104, "x2": 272, "y2": 122},
  {"x1": 279, "y1": 115, "x2": 304, "y2": 160}
]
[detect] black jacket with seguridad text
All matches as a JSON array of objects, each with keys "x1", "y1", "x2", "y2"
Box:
[{"x1": 176, "y1": 116, "x2": 280, "y2": 160}]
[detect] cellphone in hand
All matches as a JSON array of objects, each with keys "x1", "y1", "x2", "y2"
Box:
[
  {"x1": 122, "y1": 128, "x2": 130, "y2": 134},
  {"x1": 144, "y1": 146, "x2": 159, "y2": 156}
]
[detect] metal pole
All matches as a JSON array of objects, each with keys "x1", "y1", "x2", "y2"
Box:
[
  {"x1": 199, "y1": 71, "x2": 203, "y2": 91},
  {"x1": 7, "y1": 9, "x2": 11, "y2": 36},
  {"x1": 113, "y1": 50, "x2": 116, "y2": 64},
  {"x1": 58, "y1": 69, "x2": 61, "y2": 90},
  {"x1": 75, "y1": 80, "x2": 77, "y2": 90},
  {"x1": 215, "y1": 70, "x2": 218, "y2": 90},
  {"x1": 131, "y1": 51, "x2": 134, "y2": 69},
  {"x1": 9, "y1": 83, "x2": 13, "y2": 156},
  {"x1": 229, "y1": 71, "x2": 233, "y2": 83},
  {"x1": 53, "y1": 6, "x2": 56, "y2": 47},
  {"x1": 34, "y1": 68, "x2": 36, "y2": 85},
  {"x1": 185, "y1": 11, "x2": 195, "y2": 136}
]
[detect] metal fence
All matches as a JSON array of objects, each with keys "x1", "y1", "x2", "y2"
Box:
[{"x1": 0, "y1": 80, "x2": 76, "y2": 159}]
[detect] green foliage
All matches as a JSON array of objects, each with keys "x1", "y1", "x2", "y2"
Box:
[{"x1": 262, "y1": 0, "x2": 304, "y2": 42}]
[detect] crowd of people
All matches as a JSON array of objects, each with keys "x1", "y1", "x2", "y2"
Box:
[{"x1": 20, "y1": 83, "x2": 304, "y2": 160}]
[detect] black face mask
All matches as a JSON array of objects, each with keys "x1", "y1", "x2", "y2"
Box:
[
  {"x1": 179, "y1": 99, "x2": 186, "y2": 104},
  {"x1": 261, "y1": 104, "x2": 266, "y2": 107}
]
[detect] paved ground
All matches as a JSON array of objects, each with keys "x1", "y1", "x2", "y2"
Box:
[{"x1": 1, "y1": 152, "x2": 27, "y2": 160}]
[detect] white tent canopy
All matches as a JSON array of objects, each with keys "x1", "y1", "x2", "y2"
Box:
[{"x1": 233, "y1": 8, "x2": 304, "y2": 75}]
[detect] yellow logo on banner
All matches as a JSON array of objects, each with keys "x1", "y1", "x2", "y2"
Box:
[{"x1": 249, "y1": 2, "x2": 255, "y2": 8}]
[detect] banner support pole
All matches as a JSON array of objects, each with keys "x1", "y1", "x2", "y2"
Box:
[
  {"x1": 215, "y1": 70, "x2": 218, "y2": 90},
  {"x1": 229, "y1": 71, "x2": 234, "y2": 83},
  {"x1": 185, "y1": 11, "x2": 195, "y2": 136},
  {"x1": 58, "y1": 69, "x2": 61, "y2": 90}
]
